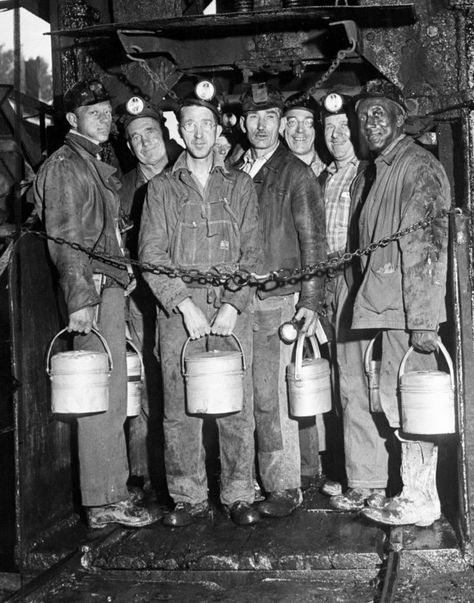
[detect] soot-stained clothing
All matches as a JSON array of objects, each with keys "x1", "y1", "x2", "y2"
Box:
[
  {"x1": 33, "y1": 131, "x2": 130, "y2": 507},
  {"x1": 139, "y1": 151, "x2": 261, "y2": 506}
]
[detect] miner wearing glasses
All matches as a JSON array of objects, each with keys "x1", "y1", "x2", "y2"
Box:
[{"x1": 139, "y1": 82, "x2": 262, "y2": 527}]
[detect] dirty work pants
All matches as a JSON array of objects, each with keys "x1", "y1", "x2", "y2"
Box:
[
  {"x1": 379, "y1": 329, "x2": 437, "y2": 429},
  {"x1": 158, "y1": 288, "x2": 255, "y2": 506},
  {"x1": 252, "y1": 294, "x2": 301, "y2": 492},
  {"x1": 127, "y1": 282, "x2": 160, "y2": 480},
  {"x1": 75, "y1": 286, "x2": 129, "y2": 507},
  {"x1": 333, "y1": 275, "x2": 390, "y2": 489}
]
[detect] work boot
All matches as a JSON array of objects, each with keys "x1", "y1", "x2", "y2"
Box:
[
  {"x1": 225, "y1": 501, "x2": 260, "y2": 526},
  {"x1": 330, "y1": 487, "x2": 386, "y2": 511},
  {"x1": 259, "y1": 488, "x2": 303, "y2": 518},
  {"x1": 162, "y1": 500, "x2": 211, "y2": 528},
  {"x1": 87, "y1": 499, "x2": 158, "y2": 529},
  {"x1": 320, "y1": 478, "x2": 342, "y2": 497},
  {"x1": 362, "y1": 439, "x2": 441, "y2": 527}
]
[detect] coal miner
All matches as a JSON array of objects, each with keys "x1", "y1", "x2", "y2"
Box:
[
  {"x1": 282, "y1": 93, "x2": 335, "y2": 497},
  {"x1": 33, "y1": 79, "x2": 156, "y2": 529},
  {"x1": 237, "y1": 83, "x2": 326, "y2": 517},
  {"x1": 139, "y1": 82, "x2": 262, "y2": 527},
  {"x1": 317, "y1": 91, "x2": 389, "y2": 513},
  {"x1": 351, "y1": 79, "x2": 450, "y2": 527},
  {"x1": 119, "y1": 97, "x2": 171, "y2": 496}
]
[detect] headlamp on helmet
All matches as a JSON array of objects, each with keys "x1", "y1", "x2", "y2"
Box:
[{"x1": 323, "y1": 93, "x2": 344, "y2": 114}]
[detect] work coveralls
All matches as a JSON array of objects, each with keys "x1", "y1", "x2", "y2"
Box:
[{"x1": 139, "y1": 152, "x2": 261, "y2": 506}]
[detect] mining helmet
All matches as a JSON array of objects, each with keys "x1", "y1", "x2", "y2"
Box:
[
  {"x1": 120, "y1": 96, "x2": 163, "y2": 130},
  {"x1": 284, "y1": 92, "x2": 319, "y2": 117},
  {"x1": 356, "y1": 78, "x2": 408, "y2": 113},
  {"x1": 63, "y1": 79, "x2": 111, "y2": 112},
  {"x1": 240, "y1": 82, "x2": 285, "y2": 113},
  {"x1": 179, "y1": 80, "x2": 221, "y2": 119}
]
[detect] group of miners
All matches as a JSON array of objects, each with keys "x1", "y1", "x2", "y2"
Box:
[{"x1": 33, "y1": 74, "x2": 450, "y2": 531}]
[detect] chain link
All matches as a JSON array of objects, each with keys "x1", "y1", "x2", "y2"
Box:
[
  {"x1": 286, "y1": 41, "x2": 357, "y2": 108},
  {"x1": 23, "y1": 207, "x2": 457, "y2": 289},
  {"x1": 132, "y1": 57, "x2": 181, "y2": 102}
]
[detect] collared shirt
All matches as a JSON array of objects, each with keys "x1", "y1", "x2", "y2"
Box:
[
  {"x1": 241, "y1": 146, "x2": 278, "y2": 179},
  {"x1": 324, "y1": 158, "x2": 359, "y2": 254},
  {"x1": 309, "y1": 152, "x2": 326, "y2": 178}
]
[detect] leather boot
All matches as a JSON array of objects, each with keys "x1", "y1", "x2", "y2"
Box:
[{"x1": 362, "y1": 437, "x2": 440, "y2": 527}]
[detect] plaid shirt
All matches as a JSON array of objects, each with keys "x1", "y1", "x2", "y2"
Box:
[{"x1": 324, "y1": 158, "x2": 359, "y2": 254}]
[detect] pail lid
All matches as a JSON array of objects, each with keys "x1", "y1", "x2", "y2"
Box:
[
  {"x1": 400, "y1": 370, "x2": 451, "y2": 387},
  {"x1": 186, "y1": 350, "x2": 241, "y2": 362},
  {"x1": 50, "y1": 350, "x2": 109, "y2": 373}
]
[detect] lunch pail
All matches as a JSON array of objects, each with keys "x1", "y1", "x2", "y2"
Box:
[
  {"x1": 364, "y1": 333, "x2": 383, "y2": 413},
  {"x1": 399, "y1": 341, "x2": 456, "y2": 435},
  {"x1": 126, "y1": 338, "x2": 143, "y2": 417},
  {"x1": 286, "y1": 334, "x2": 331, "y2": 417},
  {"x1": 47, "y1": 328, "x2": 112, "y2": 414},
  {"x1": 182, "y1": 334, "x2": 245, "y2": 414}
]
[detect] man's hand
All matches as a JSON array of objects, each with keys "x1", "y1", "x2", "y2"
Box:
[
  {"x1": 211, "y1": 304, "x2": 238, "y2": 336},
  {"x1": 411, "y1": 329, "x2": 439, "y2": 353},
  {"x1": 68, "y1": 306, "x2": 97, "y2": 334},
  {"x1": 178, "y1": 297, "x2": 211, "y2": 340},
  {"x1": 294, "y1": 307, "x2": 318, "y2": 337}
]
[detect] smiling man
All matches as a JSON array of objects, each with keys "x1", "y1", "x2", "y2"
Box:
[
  {"x1": 350, "y1": 79, "x2": 450, "y2": 527},
  {"x1": 119, "y1": 98, "x2": 171, "y2": 498},
  {"x1": 283, "y1": 94, "x2": 325, "y2": 176},
  {"x1": 33, "y1": 79, "x2": 156, "y2": 529},
  {"x1": 237, "y1": 82, "x2": 326, "y2": 518},
  {"x1": 139, "y1": 83, "x2": 262, "y2": 528}
]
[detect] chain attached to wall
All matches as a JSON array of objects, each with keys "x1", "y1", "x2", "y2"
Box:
[{"x1": 22, "y1": 207, "x2": 459, "y2": 289}]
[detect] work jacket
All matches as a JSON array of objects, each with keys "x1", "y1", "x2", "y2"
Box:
[
  {"x1": 351, "y1": 135, "x2": 450, "y2": 331},
  {"x1": 235, "y1": 142, "x2": 326, "y2": 313},
  {"x1": 33, "y1": 132, "x2": 129, "y2": 314},
  {"x1": 139, "y1": 152, "x2": 262, "y2": 315}
]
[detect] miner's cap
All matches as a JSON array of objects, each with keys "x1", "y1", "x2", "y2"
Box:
[
  {"x1": 240, "y1": 83, "x2": 285, "y2": 113},
  {"x1": 121, "y1": 96, "x2": 163, "y2": 130},
  {"x1": 355, "y1": 78, "x2": 408, "y2": 113},
  {"x1": 178, "y1": 80, "x2": 221, "y2": 120},
  {"x1": 284, "y1": 92, "x2": 319, "y2": 117},
  {"x1": 64, "y1": 79, "x2": 111, "y2": 112}
]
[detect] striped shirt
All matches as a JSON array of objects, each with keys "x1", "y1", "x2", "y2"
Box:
[{"x1": 324, "y1": 158, "x2": 359, "y2": 255}]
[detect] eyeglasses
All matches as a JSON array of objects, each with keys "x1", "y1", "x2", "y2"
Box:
[
  {"x1": 286, "y1": 116, "x2": 314, "y2": 129},
  {"x1": 181, "y1": 119, "x2": 216, "y2": 132}
]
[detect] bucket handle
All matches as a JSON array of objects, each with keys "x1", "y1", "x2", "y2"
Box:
[
  {"x1": 181, "y1": 333, "x2": 246, "y2": 376},
  {"x1": 294, "y1": 333, "x2": 321, "y2": 381},
  {"x1": 46, "y1": 327, "x2": 114, "y2": 376},
  {"x1": 398, "y1": 339, "x2": 454, "y2": 387},
  {"x1": 364, "y1": 331, "x2": 381, "y2": 375},
  {"x1": 126, "y1": 338, "x2": 144, "y2": 378}
]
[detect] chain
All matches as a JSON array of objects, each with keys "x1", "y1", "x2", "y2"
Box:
[
  {"x1": 23, "y1": 207, "x2": 458, "y2": 289},
  {"x1": 128, "y1": 54, "x2": 181, "y2": 102},
  {"x1": 286, "y1": 41, "x2": 357, "y2": 108}
]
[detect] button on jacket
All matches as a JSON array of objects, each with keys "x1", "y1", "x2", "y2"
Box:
[
  {"x1": 235, "y1": 142, "x2": 326, "y2": 314},
  {"x1": 33, "y1": 132, "x2": 129, "y2": 314}
]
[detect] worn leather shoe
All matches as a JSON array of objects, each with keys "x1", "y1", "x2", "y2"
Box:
[
  {"x1": 259, "y1": 488, "x2": 303, "y2": 518},
  {"x1": 162, "y1": 500, "x2": 211, "y2": 528},
  {"x1": 87, "y1": 499, "x2": 158, "y2": 529},
  {"x1": 320, "y1": 478, "x2": 342, "y2": 497},
  {"x1": 225, "y1": 501, "x2": 260, "y2": 526},
  {"x1": 330, "y1": 488, "x2": 385, "y2": 512}
]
